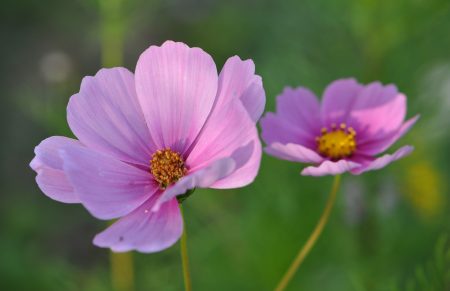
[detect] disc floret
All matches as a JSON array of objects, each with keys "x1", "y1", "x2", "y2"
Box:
[
  {"x1": 150, "y1": 148, "x2": 187, "y2": 189},
  {"x1": 316, "y1": 123, "x2": 356, "y2": 160}
]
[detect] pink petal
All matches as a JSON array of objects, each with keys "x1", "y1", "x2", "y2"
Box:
[
  {"x1": 183, "y1": 57, "x2": 265, "y2": 188},
  {"x1": 93, "y1": 196, "x2": 182, "y2": 253},
  {"x1": 350, "y1": 84, "x2": 406, "y2": 142},
  {"x1": 265, "y1": 142, "x2": 324, "y2": 163},
  {"x1": 320, "y1": 78, "x2": 363, "y2": 126},
  {"x1": 61, "y1": 145, "x2": 157, "y2": 220},
  {"x1": 277, "y1": 87, "x2": 321, "y2": 136},
  {"x1": 301, "y1": 160, "x2": 360, "y2": 176},
  {"x1": 154, "y1": 142, "x2": 254, "y2": 211},
  {"x1": 351, "y1": 145, "x2": 413, "y2": 175},
  {"x1": 135, "y1": 41, "x2": 218, "y2": 153},
  {"x1": 187, "y1": 99, "x2": 261, "y2": 189},
  {"x1": 240, "y1": 76, "x2": 266, "y2": 122},
  {"x1": 260, "y1": 87, "x2": 321, "y2": 149},
  {"x1": 216, "y1": 56, "x2": 265, "y2": 122},
  {"x1": 30, "y1": 136, "x2": 81, "y2": 203},
  {"x1": 67, "y1": 68, "x2": 154, "y2": 166},
  {"x1": 357, "y1": 115, "x2": 419, "y2": 155},
  {"x1": 210, "y1": 139, "x2": 261, "y2": 189},
  {"x1": 260, "y1": 113, "x2": 314, "y2": 148}
]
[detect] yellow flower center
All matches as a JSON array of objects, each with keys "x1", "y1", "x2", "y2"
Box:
[
  {"x1": 316, "y1": 123, "x2": 357, "y2": 160},
  {"x1": 150, "y1": 148, "x2": 187, "y2": 189}
]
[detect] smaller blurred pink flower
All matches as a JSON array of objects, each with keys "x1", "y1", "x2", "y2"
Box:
[
  {"x1": 260, "y1": 78, "x2": 418, "y2": 176},
  {"x1": 30, "y1": 41, "x2": 265, "y2": 253}
]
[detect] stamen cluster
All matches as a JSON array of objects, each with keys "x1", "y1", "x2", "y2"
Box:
[
  {"x1": 316, "y1": 123, "x2": 356, "y2": 160},
  {"x1": 150, "y1": 148, "x2": 187, "y2": 189}
]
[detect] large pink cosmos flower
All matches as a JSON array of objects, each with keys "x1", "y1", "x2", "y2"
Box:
[
  {"x1": 260, "y1": 79, "x2": 418, "y2": 176},
  {"x1": 30, "y1": 41, "x2": 265, "y2": 253}
]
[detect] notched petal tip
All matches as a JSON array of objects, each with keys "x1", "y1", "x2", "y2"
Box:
[
  {"x1": 29, "y1": 156, "x2": 40, "y2": 171},
  {"x1": 217, "y1": 55, "x2": 265, "y2": 122},
  {"x1": 143, "y1": 40, "x2": 213, "y2": 62},
  {"x1": 351, "y1": 145, "x2": 414, "y2": 175},
  {"x1": 301, "y1": 160, "x2": 360, "y2": 176},
  {"x1": 324, "y1": 78, "x2": 361, "y2": 93},
  {"x1": 30, "y1": 136, "x2": 82, "y2": 204},
  {"x1": 135, "y1": 38, "x2": 218, "y2": 153},
  {"x1": 93, "y1": 197, "x2": 183, "y2": 253}
]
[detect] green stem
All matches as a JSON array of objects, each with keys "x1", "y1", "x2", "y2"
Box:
[
  {"x1": 274, "y1": 175, "x2": 341, "y2": 291},
  {"x1": 180, "y1": 205, "x2": 192, "y2": 291},
  {"x1": 110, "y1": 251, "x2": 134, "y2": 291}
]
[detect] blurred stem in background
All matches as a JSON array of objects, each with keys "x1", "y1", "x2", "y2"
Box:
[
  {"x1": 99, "y1": 0, "x2": 134, "y2": 290},
  {"x1": 275, "y1": 175, "x2": 341, "y2": 291},
  {"x1": 180, "y1": 205, "x2": 193, "y2": 291},
  {"x1": 99, "y1": 0, "x2": 124, "y2": 67},
  {"x1": 110, "y1": 250, "x2": 134, "y2": 291}
]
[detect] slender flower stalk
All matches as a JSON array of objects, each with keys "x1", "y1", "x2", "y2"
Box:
[
  {"x1": 275, "y1": 175, "x2": 341, "y2": 291},
  {"x1": 180, "y1": 205, "x2": 192, "y2": 291},
  {"x1": 110, "y1": 250, "x2": 134, "y2": 291}
]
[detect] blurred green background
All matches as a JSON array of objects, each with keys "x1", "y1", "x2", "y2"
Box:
[{"x1": 1, "y1": 0, "x2": 450, "y2": 290}]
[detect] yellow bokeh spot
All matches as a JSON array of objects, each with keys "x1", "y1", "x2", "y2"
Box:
[{"x1": 403, "y1": 160, "x2": 444, "y2": 220}]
